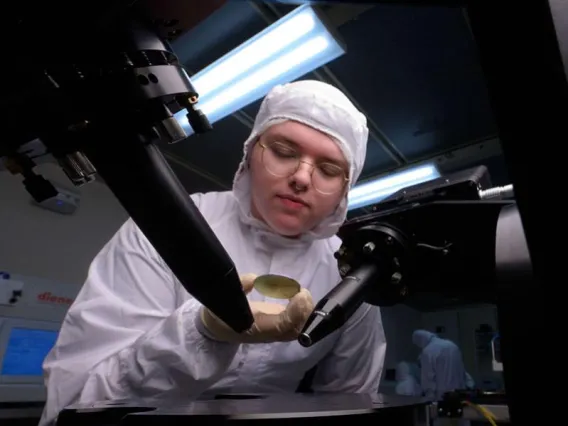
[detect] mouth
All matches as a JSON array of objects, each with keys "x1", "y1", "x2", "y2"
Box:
[{"x1": 277, "y1": 194, "x2": 309, "y2": 209}]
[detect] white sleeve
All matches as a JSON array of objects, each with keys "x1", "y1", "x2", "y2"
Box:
[
  {"x1": 310, "y1": 304, "x2": 387, "y2": 393},
  {"x1": 40, "y1": 214, "x2": 239, "y2": 426}
]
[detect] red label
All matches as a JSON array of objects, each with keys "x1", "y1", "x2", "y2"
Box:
[{"x1": 37, "y1": 292, "x2": 74, "y2": 305}]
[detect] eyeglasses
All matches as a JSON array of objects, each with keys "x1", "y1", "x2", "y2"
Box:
[{"x1": 258, "y1": 140, "x2": 349, "y2": 195}]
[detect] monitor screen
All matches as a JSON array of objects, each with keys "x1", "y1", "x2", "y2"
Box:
[{"x1": 1, "y1": 328, "x2": 59, "y2": 376}]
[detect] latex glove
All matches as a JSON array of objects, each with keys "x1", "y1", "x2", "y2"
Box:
[{"x1": 200, "y1": 273, "x2": 314, "y2": 343}]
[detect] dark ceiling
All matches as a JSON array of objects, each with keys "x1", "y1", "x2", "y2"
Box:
[
  {"x1": 163, "y1": 1, "x2": 508, "y2": 312},
  {"x1": 165, "y1": 1, "x2": 507, "y2": 194}
]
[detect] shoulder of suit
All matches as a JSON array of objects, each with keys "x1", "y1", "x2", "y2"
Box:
[{"x1": 190, "y1": 190, "x2": 238, "y2": 221}]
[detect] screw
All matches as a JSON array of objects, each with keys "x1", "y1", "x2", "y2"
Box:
[{"x1": 333, "y1": 246, "x2": 346, "y2": 259}]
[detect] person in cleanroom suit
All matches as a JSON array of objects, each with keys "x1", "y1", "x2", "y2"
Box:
[
  {"x1": 40, "y1": 80, "x2": 388, "y2": 425},
  {"x1": 412, "y1": 330, "x2": 466, "y2": 400}
]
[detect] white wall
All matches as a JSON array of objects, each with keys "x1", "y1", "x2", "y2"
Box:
[
  {"x1": 0, "y1": 163, "x2": 128, "y2": 286},
  {"x1": 0, "y1": 167, "x2": 127, "y2": 408}
]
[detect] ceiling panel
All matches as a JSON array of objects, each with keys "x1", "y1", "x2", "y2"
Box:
[
  {"x1": 169, "y1": 3, "x2": 502, "y2": 193},
  {"x1": 162, "y1": 114, "x2": 252, "y2": 188},
  {"x1": 326, "y1": 5, "x2": 498, "y2": 162},
  {"x1": 240, "y1": 98, "x2": 263, "y2": 121},
  {"x1": 264, "y1": 1, "x2": 299, "y2": 16},
  {"x1": 360, "y1": 138, "x2": 399, "y2": 179},
  {"x1": 173, "y1": 2, "x2": 268, "y2": 74}
]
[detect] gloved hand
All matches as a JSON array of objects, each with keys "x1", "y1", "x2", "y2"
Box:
[{"x1": 200, "y1": 273, "x2": 314, "y2": 343}]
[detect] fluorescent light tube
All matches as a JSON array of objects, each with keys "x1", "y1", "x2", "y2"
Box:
[
  {"x1": 348, "y1": 164, "x2": 441, "y2": 210},
  {"x1": 176, "y1": 5, "x2": 345, "y2": 132}
]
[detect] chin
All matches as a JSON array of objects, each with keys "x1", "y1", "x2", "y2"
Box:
[{"x1": 269, "y1": 218, "x2": 306, "y2": 237}]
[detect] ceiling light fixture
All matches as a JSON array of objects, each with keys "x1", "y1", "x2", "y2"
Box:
[
  {"x1": 348, "y1": 164, "x2": 441, "y2": 210},
  {"x1": 176, "y1": 5, "x2": 345, "y2": 132}
]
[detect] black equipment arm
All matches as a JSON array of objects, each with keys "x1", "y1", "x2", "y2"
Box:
[
  {"x1": 0, "y1": 0, "x2": 253, "y2": 333},
  {"x1": 299, "y1": 167, "x2": 531, "y2": 426}
]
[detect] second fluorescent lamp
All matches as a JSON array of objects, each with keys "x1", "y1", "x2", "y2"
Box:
[
  {"x1": 348, "y1": 164, "x2": 441, "y2": 211},
  {"x1": 176, "y1": 5, "x2": 345, "y2": 132}
]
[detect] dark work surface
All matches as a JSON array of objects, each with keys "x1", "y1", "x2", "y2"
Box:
[{"x1": 57, "y1": 393, "x2": 429, "y2": 425}]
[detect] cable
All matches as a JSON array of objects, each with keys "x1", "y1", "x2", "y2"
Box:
[{"x1": 463, "y1": 400, "x2": 498, "y2": 426}]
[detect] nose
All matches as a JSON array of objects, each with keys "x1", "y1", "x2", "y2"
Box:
[{"x1": 290, "y1": 161, "x2": 313, "y2": 189}]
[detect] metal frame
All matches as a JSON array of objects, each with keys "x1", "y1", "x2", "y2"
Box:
[{"x1": 463, "y1": 1, "x2": 563, "y2": 423}]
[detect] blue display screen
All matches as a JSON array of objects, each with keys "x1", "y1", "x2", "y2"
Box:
[{"x1": 1, "y1": 328, "x2": 59, "y2": 376}]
